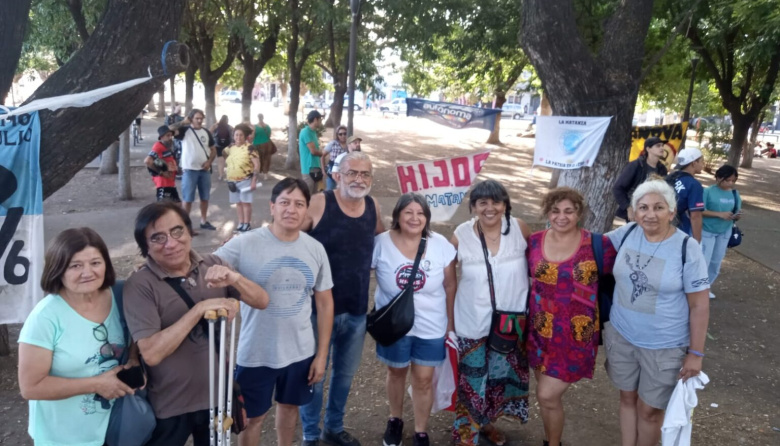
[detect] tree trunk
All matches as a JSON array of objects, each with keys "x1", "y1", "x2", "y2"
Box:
[
  {"x1": 741, "y1": 112, "x2": 763, "y2": 168},
  {"x1": 147, "y1": 97, "x2": 157, "y2": 113},
  {"x1": 157, "y1": 85, "x2": 165, "y2": 117},
  {"x1": 521, "y1": 0, "x2": 654, "y2": 232},
  {"x1": 203, "y1": 80, "x2": 217, "y2": 128},
  {"x1": 729, "y1": 115, "x2": 752, "y2": 167},
  {"x1": 0, "y1": 324, "x2": 9, "y2": 356},
  {"x1": 241, "y1": 78, "x2": 254, "y2": 124},
  {"x1": 286, "y1": 69, "x2": 302, "y2": 170},
  {"x1": 22, "y1": 1, "x2": 188, "y2": 199},
  {"x1": 185, "y1": 62, "x2": 196, "y2": 115},
  {"x1": 169, "y1": 76, "x2": 176, "y2": 113},
  {"x1": 326, "y1": 83, "x2": 348, "y2": 129},
  {"x1": 239, "y1": 26, "x2": 279, "y2": 123},
  {"x1": 98, "y1": 140, "x2": 119, "y2": 174},
  {"x1": 486, "y1": 93, "x2": 507, "y2": 144},
  {"x1": 118, "y1": 127, "x2": 132, "y2": 199},
  {"x1": 0, "y1": 0, "x2": 32, "y2": 104}
]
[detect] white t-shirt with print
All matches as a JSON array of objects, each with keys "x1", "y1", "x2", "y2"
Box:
[
  {"x1": 180, "y1": 127, "x2": 213, "y2": 170},
  {"x1": 372, "y1": 231, "x2": 457, "y2": 340}
]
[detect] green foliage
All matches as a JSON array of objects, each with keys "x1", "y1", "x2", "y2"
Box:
[{"x1": 696, "y1": 120, "x2": 732, "y2": 171}]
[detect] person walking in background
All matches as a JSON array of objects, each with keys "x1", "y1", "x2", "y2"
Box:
[
  {"x1": 210, "y1": 115, "x2": 233, "y2": 181},
  {"x1": 526, "y1": 187, "x2": 617, "y2": 446},
  {"x1": 299, "y1": 152, "x2": 384, "y2": 446},
  {"x1": 604, "y1": 179, "x2": 709, "y2": 446},
  {"x1": 223, "y1": 123, "x2": 260, "y2": 232},
  {"x1": 613, "y1": 137, "x2": 669, "y2": 221},
  {"x1": 372, "y1": 194, "x2": 457, "y2": 446},
  {"x1": 169, "y1": 109, "x2": 218, "y2": 231},
  {"x1": 252, "y1": 113, "x2": 275, "y2": 180},
  {"x1": 145, "y1": 125, "x2": 181, "y2": 203},
  {"x1": 450, "y1": 180, "x2": 531, "y2": 446},
  {"x1": 18, "y1": 228, "x2": 138, "y2": 446},
  {"x1": 323, "y1": 125, "x2": 349, "y2": 191},
  {"x1": 666, "y1": 148, "x2": 705, "y2": 242},
  {"x1": 701, "y1": 165, "x2": 742, "y2": 299},
  {"x1": 299, "y1": 110, "x2": 326, "y2": 194}
]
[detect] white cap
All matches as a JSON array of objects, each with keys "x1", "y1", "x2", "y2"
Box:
[{"x1": 676, "y1": 148, "x2": 703, "y2": 166}]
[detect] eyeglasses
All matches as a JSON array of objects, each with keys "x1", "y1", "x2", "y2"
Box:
[
  {"x1": 344, "y1": 170, "x2": 372, "y2": 180},
  {"x1": 93, "y1": 323, "x2": 115, "y2": 361},
  {"x1": 149, "y1": 226, "x2": 186, "y2": 245},
  {"x1": 337, "y1": 132, "x2": 347, "y2": 136}
]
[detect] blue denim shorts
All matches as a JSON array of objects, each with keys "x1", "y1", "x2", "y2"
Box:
[
  {"x1": 181, "y1": 169, "x2": 211, "y2": 203},
  {"x1": 376, "y1": 335, "x2": 446, "y2": 368}
]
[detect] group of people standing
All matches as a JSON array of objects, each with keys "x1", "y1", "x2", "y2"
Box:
[{"x1": 145, "y1": 109, "x2": 277, "y2": 233}]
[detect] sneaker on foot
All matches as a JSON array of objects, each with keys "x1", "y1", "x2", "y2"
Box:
[
  {"x1": 412, "y1": 432, "x2": 429, "y2": 446},
  {"x1": 383, "y1": 418, "x2": 403, "y2": 446},
  {"x1": 321, "y1": 429, "x2": 361, "y2": 446},
  {"x1": 200, "y1": 221, "x2": 217, "y2": 230},
  {"x1": 302, "y1": 440, "x2": 319, "y2": 446},
  {"x1": 709, "y1": 291, "x2": 716, "y2": 299}
]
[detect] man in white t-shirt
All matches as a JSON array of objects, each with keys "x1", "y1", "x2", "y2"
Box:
[{"x1": 169, "y1": 109, "x2": 218, "y2": 231}]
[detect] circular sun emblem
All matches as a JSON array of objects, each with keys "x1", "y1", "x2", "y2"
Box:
[{"x1": 560, "y1": 131, "x2": 584, "y2": 155}]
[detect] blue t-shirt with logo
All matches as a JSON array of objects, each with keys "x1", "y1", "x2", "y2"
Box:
[{"x1": 670, "y1": 172, "x2": 704, "y2": 235}]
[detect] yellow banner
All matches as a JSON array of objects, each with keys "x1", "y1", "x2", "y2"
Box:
[{"x1": 629, "y1": 122, "x2": 688, "y2": 166}]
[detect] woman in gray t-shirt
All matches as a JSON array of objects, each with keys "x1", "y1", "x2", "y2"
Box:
[{"x1": 603, "y1": 178, "x2": 710, "y2": 446}]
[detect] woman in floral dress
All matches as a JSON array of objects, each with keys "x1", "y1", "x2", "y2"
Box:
[{"x1": 526, "y1": 187, "x2": 617, "y2": 446}]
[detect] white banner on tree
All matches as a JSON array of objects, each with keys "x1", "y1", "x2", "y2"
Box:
[
  {"x1": 533, "y1": 116, "x2": 612, "y2": 169},
  {"x1": 396, "y1": 151, "x2": 491, "y2": 222},
  {"x1": 0, "y1": 111, "x2": 44, "y2": 324}
]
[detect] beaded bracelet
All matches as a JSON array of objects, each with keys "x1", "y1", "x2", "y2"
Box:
[{"x1": 688, "y1": 349, "x2": 705, "y2": 357}]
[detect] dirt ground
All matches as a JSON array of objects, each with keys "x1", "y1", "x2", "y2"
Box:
[{"x1": 1, "y1": 109, "x2": 779, "y2": 445}]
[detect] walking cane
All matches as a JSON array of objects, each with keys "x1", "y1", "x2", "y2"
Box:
[
  {"x1": 224, "y1": 316, "x2": 237, "y2": 446},
  {"x1": 216, "y1": 308, "x2": 228, "y2": 445},
  {"x1": 205, "y1": 310, "x2": 218, "y2": 446}
]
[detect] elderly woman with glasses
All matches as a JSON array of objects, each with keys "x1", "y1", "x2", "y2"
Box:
[
  {"x1": 323, "y1": 125, "x2": 349, "y2": 190},
  {"x1": 18, "y1": 227, "x2": 139, "y2": 446}
]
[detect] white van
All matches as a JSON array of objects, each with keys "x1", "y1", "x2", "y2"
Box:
[{"x1": 501, "y1": 102, "x2": 525, "y2": 119}]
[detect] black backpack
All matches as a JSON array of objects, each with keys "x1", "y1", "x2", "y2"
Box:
[{"x1": 215, "y1": 125, "x2": 232, "y2": 148}]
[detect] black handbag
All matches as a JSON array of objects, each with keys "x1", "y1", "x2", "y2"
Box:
[
  {"x1": 477, "y1": 223, "x2": 526, "y2": 354},
  {"x1": 727, "y1": 190, "x2": 743, "y2": 248},
  {"x1": 367, "y1": 237, "x2": 426, "y2": 347}
]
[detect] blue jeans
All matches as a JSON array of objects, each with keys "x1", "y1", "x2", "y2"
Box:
[
  {"x1": 299, "y1": 313, "x2": 366, "y2": 440},
  {"x1": 701, "y1": 229, "x2": 730, "y2": 287},
  {"x1": 326, "y1": 175, "x2": 337, "y2": 191}
]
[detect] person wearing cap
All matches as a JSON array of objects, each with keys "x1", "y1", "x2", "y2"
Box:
[
  {"x1": 145, "y1": 126, "x2": 181, "y2": 203},
  {"x1": 300, "y1": 110, "x2": 326, "y2": 194},
  {"x1": 331, "y1": 135, "x2": 362, "y2": 178},
  {"x1": 666, "y1": 147, "x2": 705, "y2": 242},
  {"x1": 613, "y1": 136, "x2": 669, "y2": 221}
]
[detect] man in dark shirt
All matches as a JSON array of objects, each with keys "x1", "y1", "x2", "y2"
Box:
[
  {"x1": 299, "y1": 152, "x2": 385, "y2": 446},
  {"x1": 667, "y1": 148, "x2": 705, "y2": 241}
]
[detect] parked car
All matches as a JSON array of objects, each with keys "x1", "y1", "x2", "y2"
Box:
[
  {"x1": 500, "y1": 102, "x2": 525, "y2": 119},
  {"x1": 380, "y1": 98, "x2": 407, "y2": 115},
  {"x1": 329, "y1": 100, "x2": 362, "y2": 111},
  {"x1": 220, "y1": 90, "x2": 241, "y2": 103}
]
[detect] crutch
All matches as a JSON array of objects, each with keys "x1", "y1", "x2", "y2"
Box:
[
  {"x1": 224, "y1": 316, "x2": 237, "y2": 446},
  {"x1": 216, "y1": 308, "x2": 228, "y2": 445},
  {"x1": 205, "y1": 310, "x2": 218, "y2": 446}
]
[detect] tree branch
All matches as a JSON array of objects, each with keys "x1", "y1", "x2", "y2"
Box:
[{"x1": 64, "y1": 0, "x2": 91, "y2": 43}]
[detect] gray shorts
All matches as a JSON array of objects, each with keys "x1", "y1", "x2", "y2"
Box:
[
  {"x1": 603, "y1": 323, "x2": 687, "y2": 409},
  {"x1": 228, "y1": 178, "x2": 253, "y2": 204}
]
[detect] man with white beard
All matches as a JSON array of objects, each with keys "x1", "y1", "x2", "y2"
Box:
[{"x1": 299, "y1": 151, "x2": 384, "y2": 446}]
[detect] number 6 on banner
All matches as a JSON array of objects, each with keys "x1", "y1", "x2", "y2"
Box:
[{"x1": 0, "y1": 165, "x2": 30, "y2": 285}]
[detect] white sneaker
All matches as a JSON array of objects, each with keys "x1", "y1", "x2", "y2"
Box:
[{"x1": 709, "y1": 292, "x2": 716, "y2": 299}]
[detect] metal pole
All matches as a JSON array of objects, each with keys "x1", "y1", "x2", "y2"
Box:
[
  {"x1": 347, "y1": 0, "x2": 361, "y2": 135},
  {"x1": 680, "y1": 57, "x2": 699, "y2": 151}
]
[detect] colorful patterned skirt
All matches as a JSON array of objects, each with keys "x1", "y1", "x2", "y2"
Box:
[{"x1": 452, "y1": 337, "x2": 530, "y2": 445}]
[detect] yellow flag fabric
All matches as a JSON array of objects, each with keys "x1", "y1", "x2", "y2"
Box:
[{"x1": 629, "y1": 122, "x2": 689, "y2": 167}]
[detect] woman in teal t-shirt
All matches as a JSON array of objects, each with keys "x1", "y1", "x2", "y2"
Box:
[
  {"x1": 701, "y1": 165, "x2": 742, "y2": 298},
  {"x1": 18, "y1": 228, "x2": 136, "y2": 446}
]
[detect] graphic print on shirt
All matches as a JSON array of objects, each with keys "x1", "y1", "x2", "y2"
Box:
[
  {"x1": 81, "y1": 341, "x2": 124, "y2": 415},
  {"x1": 255, "y1": 256, "x2": 314, "y2": 318},
  {"x1": 395, "y1": 263, "x2": 427, "y2": 292},
  {"x1": 620, "y1": 249, "x2": 665, "y2": 314}
]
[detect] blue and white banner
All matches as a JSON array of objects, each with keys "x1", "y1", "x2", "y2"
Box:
[
  {"x1": 396, "y1": 151, "x2": 491, "y2": 222},
  {"x1": 0, "y1": 111, "x2": 44, "y2": 324},
  {"x1": 406, "y1": 98, "x2": 502, "y2": 131},
  {"x1": 533, "y1": 116, "x2": 612, "y2": 169}
]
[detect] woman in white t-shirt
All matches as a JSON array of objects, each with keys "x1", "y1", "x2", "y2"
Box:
[
  {"x1": 450, "y1": 180, "x2": 531, "y2": 446},
  {"x1": 372, "y1": 193, "x2": 457, "y2": 446}
]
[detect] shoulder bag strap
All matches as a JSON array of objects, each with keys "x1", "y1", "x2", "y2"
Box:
[
  {"x1": 591, "y1": 233, "x2": 603, "y2": 278},
  {"x1": 476, "y1": 222, "x2": 497, "y2": 312},
  {"x1": 111, "y1": 281, "x2": 131, "y2": 364},
  {"x1": 190, "y1": 128, "x2": 211, "y2": 160},
  {"x1": 620, "y1": 222, "x2": 639, "y2": 248},
  {"x1": 731, "y1": 190, "x2": 739, "y2": 214},
  {"x1": 681, "y1": 236, "x2": 689, "y2": 272},
  {"x1": 404, "y1": 237, "x2": 427, "y2": 291},
  {"x1": 163, "y1": 277, "x2": 210, "y2": 336}
]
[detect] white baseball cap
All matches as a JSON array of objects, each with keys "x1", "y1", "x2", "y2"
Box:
[{"x1": 675, "y1": 148, "x2": 703, "y2": 166}]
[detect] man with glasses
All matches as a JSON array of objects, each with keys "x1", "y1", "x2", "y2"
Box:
[
  {"x1": 123, "y1": 202, "x2": 268, "y2": 446},
  {"x1": 299, "y1": 152, "x2": 384, "y2": 446}
]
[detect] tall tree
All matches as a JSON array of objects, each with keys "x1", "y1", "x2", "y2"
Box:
[
  {"x1": 520, "y1": 0, "x2": 656, "y2": 231},
  {"x1": 183, "y1": 0, "x2": 240, "y2": 126},
  {"x1": 231, "y1": 0, "x2": 281, "y2": 122},
  {"x1": 0, "y1": 0, "x2": 33, "y2": 104},
  {"x1": 284, "y1": 0, "x2": 325, "y2": 169},
  {"x1": 685, "y1": 0, "x2": 780, "y2": 168}
]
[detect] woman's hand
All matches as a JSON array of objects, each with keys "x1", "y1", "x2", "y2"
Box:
[
  {"x1": 718, "y1": 211, "x2": 733, "y2": 220},
  {"x1": 678, "y1": 353, "x2": 703, "y2": 382},
  {"x1": 94, "y1": 366, "x2": 134, "y2": 400}
]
